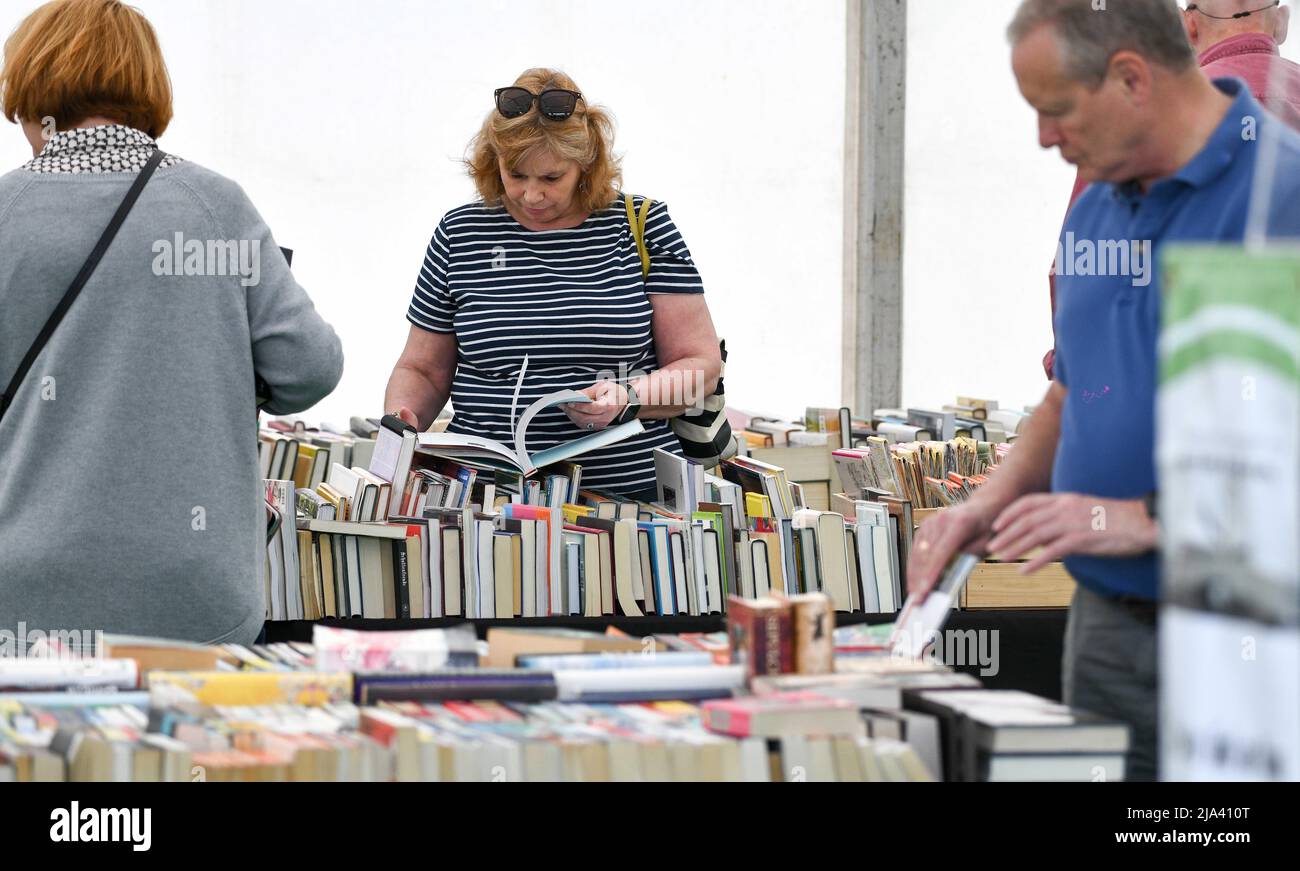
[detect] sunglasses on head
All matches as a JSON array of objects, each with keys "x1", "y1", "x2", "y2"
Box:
[{"x1": 494, "y1": 87, "x2": 583, "y2": 120}]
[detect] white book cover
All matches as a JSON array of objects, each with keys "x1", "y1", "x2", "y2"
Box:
[
  {"x1": 519, "y1": 518, "x2": 537, "y2": 618},
  {"x1": 610, "y1": 520, "x2": 644, "y2": 617},
  {"x1": 460, "y1": 509, "x2": 478, "y2": 619},
  {"x1": 752, "y1": 539, "x2": 771, "y2": 598},
  {"x1": 476, "y1": 519, "x2": 496, "y2": 619},
  {"x1": 344, "y1": 535, "x2": 363, "y2": 618},
  {"x1": 889, "y1": 554, "x2": 978, "y2": 659},
  {"x1": 702, "y1": 529, "x2": 724, "y2": 614},
  {"x1": 537, "y1": 525, "x2": 550, "y2": 617},
  {"x1": 326, "y1": 462, "x2": 365, "y2": 509},
  {"x1": 689, "y1": 523, "x2": 708, "y2": 615},
  {"x1": 669, "y1": 532, "x2": 691, "y2": 614},
  {"x1": 852, "y1": 521, "x2": 881, "y2": 613},
  {"x1": 565, "y1": 540, "x2": 581, "y2": 618},
  {"x1": 425, "y1": 521, "x2": 441, "y2": 618}
]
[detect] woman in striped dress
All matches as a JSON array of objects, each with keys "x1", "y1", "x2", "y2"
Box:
[{"x1": 384, "y1": 68, "x2": 722, "y2": 500}]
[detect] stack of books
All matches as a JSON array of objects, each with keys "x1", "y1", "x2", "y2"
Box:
[
  {"x1": 832, "y1": 436, "x2": 1010, "y2": 509},
  {"x1": 0, "y1": 621, "x2": 980, "y2": 782},
  {"x1": 2, "y1": 689, "x2": 943, "y2": 783},
  {"x1": 732, "y1": 397, "x2": 1031, "y2": 453},
  {"x1": 255, "y1": 394, "x2": 1046, "y2": 624},
  {"x1": 1, "y1": 620, "x2": 1151, "y2": 781},
  {"x1": 262, "y1": 434, "x2": 911, "y2": 621},
  {"x1": 905, "y1": 689, "x2": 1129, "y2": 782}
]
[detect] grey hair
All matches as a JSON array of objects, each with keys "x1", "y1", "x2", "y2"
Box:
[{"x1": 1007, "y1": 0, "x2": 1197, "y2": 86}]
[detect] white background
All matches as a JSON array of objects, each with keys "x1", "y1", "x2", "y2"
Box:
[{"x1": 3, "y1": 0, "x2": 1297, "y2": 425}]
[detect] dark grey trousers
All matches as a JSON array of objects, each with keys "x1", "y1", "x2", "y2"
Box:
[{"x1": 1062, "y1": 584, "x2": 1159, "y2": 781}]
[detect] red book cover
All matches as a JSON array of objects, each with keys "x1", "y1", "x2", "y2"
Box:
[
  {"x1": 358, "y1": 710, "x2": 400, "y2": 746},
  {"x1": 701, "y1": 691, "x2": 849, "y2": 737},
  {"x1": 727, "y1": 596, "x2": 793, "y2": 679},
  {"x1": 442, "y1": 700, "x2": 494, "y2": 722},
  {"x1": 506, "y1": 504, "x2": 558, "y2": 614}
]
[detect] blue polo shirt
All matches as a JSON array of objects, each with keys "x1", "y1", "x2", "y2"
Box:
[{"x1": 1052, "y1": 78, "x2": 1300, "y2": 601}]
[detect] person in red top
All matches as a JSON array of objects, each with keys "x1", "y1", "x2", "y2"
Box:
[
  {"x1": 1188, "y1": 0, "x2": 1300, "y2": 127},
  {"x1": 1041, "y1": 0, "x2": 1300, "y2": 380}
]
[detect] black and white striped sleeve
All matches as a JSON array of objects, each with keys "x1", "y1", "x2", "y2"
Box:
[
  {"x1": 407, "y1": 218, "x2": 456, "y2": 333},
  {"x1": 642, "y1": 201, "x2": 704, "y2": 295}
]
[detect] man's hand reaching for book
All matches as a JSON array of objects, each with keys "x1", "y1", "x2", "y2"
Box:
[
  {"x1": 908, "y1": 502, "x2": 997, "y2": 600},
  {"x1": 987, "y1": 494, "x2": 1158, "y2": 574},
  {"x1": 561, "y1": 380, "x2": 628, "y2": 431}
]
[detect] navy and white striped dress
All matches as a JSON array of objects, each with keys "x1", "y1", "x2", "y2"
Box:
[{"x1": 407, "y1": 195, "x2": 705, "y2": 495}]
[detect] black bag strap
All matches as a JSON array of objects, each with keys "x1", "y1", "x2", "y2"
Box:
[{"x1": 0, "y1": 148, "x2": 164, "y2": 423}]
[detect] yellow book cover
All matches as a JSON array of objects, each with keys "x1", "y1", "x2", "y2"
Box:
[
  {"x1": 562, "y1": 504, "x2": 595, "y2": 524},
  {"x1": 293, "y1": 444, "x2": 320, "y2": 490},
  {"x1": 147, "y1": 671, "x2": 352, "y2": 706},
  {"x1": 745, "y1": 492, "x2": 771, "y2": 519},
  {"x1": 316, "y1": 482, "x2": 346, "y2": 521},
  {"x1": 648, "y1": 700, "x2": 699, "y2": 718}
]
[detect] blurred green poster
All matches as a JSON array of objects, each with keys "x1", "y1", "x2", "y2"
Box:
[{"x1": 1157, "y1": 245, "x2": 1300, "y2": 781}]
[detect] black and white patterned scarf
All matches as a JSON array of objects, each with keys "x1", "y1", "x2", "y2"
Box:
[{"x1": 22, "y1": 124, "x2": 183, "y2": 174}]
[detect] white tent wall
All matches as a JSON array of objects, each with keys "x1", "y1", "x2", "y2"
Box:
[
  {"x1": 2, "y1": 0, "x2": 1296, "y2": 424},
  {"x1": 902, "y1": 0, "x2": 1076, "y2": 416},
  {"x1": 903, "y1": 0, "x2": 1300, "y2": 416},
  {"x1": 0, "y1": 0, "x2": 845, "y2": 425}
]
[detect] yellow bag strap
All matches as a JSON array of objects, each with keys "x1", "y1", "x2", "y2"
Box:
[{"x1": 624, "y1": 193, "x2": 653, "y2": 278}]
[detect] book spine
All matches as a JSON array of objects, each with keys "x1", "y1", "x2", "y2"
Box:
[
  {"x1": 727, "y1": 603, "x2": 760, "y2": 679},
  {"x1": 764, "y1": 607, "x2": 794, "y2": 675},
  {"x1": 792, "y1": 596, "x2": 834, "y2": 674},
  {"x1": 392, "y1": 539, "x2": 410, "y2": 620}
]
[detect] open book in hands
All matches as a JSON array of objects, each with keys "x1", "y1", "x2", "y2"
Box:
[{"x1": 416, "y1": 388, "x2": 644, "y2": 475}]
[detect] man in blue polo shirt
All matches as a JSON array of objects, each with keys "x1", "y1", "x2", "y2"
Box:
[{"x1": 909, "y1": 0, "x2": 1300, "y2": 781}]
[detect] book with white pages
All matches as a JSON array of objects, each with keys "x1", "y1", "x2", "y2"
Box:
[
  {"x1": 796, "y1": 509, "x2": 851, "y2": 610},
  {"x1": 563, "y1": 539, "x2": 581, "y2": 617},
  {"x1": 459, "y1": 508, "x2": 479, "y2": 619},
  {"x1": 326, "y1": 463, "x2": 368, "y2": 518},
  {"x1": 889, "y1": 554, "x2": 979, "y2": 659},
  {"x1": 816, "y1": 512, "x2": 854, "y2": 611},
  {"x1": 886, "y1": 514, "x2": 903, "y2": 609},
  {"x1": 850, "y1": 516, "x2": 881, "y2": 613},
  {"x1": 654, "y1": 448, "x2": 705, "y2": 516},
  {"x1": 499, "y1": 517, "x2": 537, "y2": 618},
  {"x1": 688, "y1": 523, "x2": 709, "y2": 615},
  {"x1": 777, "y1": 518, "x2": 799, "y2": 597},
  {"x1": 424, "y1": 518, "x2": 440, "y2": 617},
  {"x1": 736, "y1": 530, "x2": 756, "y2": 600},
  {"x1": 615, "y1": 519, "x2": 645, "y2": 617},
  {"x1": 704, "y1": 472, "x2": 747, "y2": 528},
  {"x1": 493, "y1": 532, "x2": 514, "y2": 618},
  {"x1": 415, "y1": 390, "x2": 644, "y2": 475},
  {"x1": 855, "y1": 502, "x2": 894, "y2": 613},
  {"x1": 476, "y1": 518, "x2": 496, "y2": 619},
  {"x1": 751, "y1": 538, "x2": 771, "y2": 598},
  {"x1": 675, "y1": 527, "x2": 698, "y2": 616},
  {"x1": 702, "y1": 528, "x2": 724, "y2": 614},
  {"x1": 369, "y1": 415, "x2": 416, "y2": 515}
]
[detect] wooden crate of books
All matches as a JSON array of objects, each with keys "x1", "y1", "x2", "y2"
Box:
[{"x1": 961, "y1": 561, "x2": 1075, "y2": 610}]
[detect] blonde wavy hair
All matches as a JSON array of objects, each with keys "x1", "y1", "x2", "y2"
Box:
[{"x1": 466, "y1": 68, "x2": 621, "y2": 212}]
